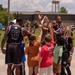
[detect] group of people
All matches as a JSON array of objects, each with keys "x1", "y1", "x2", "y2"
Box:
[{"x1": 1, "y1": 12, "x2": 74, "y2": 75}]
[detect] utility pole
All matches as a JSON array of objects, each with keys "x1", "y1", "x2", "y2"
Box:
[{"x1": 8, "y1": 0, "x2": 10, "y2": 25}]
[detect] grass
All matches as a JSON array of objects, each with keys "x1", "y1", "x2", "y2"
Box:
[
  {"x1": 35, "y1": 28, "x2": 40, "y2": 39},
  {"x1": 0, "y1": 29, "x2": 75, "y2": 47},
  {"x1": 0, "y1": 28, "x2": 40, "y2": 47},
  {"x1": 0, "y1": 30, "x2": 5, "y2": 47}
]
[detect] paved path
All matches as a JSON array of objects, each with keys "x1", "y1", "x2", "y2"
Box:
[{"x1": 0, "y1": 49, "x2": 75, "y2": 75}]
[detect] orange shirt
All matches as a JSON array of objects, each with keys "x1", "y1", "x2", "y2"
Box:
[{"x1": 25, "y1": 37, "x2": 41, "y2": 67}]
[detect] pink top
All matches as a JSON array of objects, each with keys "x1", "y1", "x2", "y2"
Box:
[{"x1": 40, "y1": 38, "x2": 54, "y2": 68}]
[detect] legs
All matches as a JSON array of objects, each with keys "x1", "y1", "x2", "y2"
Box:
[
  {"x1": 20, "y1": 62, "x2": 25, "y2": 75},
  {"x1": 29, "y1": 66, "x2": 39, "y2": 75},
  {"x1": 29, "y1": 67, "x2": 33, "y2": 75},
  {"x1": 47, "y1": 65, "x2": 53, "y2": 75},
  {"x1": 40, "y1": 66, "x2": 53, "y2": 75},
  {"x1": 10, "y1": 64, "x2": 25, "y2": 75},
  {"x1": 61, "y1": 67, "x2": 65, "y2": 75},
  {"x1": 53, "y1": 63, "x2": 61, "y2": 75},
  {"x1": 7, "y1": 64, "x2": 12, "y2": 75},
  {"x1": 15, "y1": 65, "x2": 20, "y2": 75},
  {"x1": 61, "y1": 66, "x2": 71, "y2": 75},
  {"x1": 34, "y1": 66, "x2": 39, "y2": 75},
  {"x1": 66, "y1": 67, "x2": 71, "y2": 75}
]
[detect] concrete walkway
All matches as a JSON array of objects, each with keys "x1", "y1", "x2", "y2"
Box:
[{"x1": 0, "y1": 49, "x2": 75, "y2": 75}]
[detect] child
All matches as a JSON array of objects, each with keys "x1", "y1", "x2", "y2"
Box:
[
  {"x1": 53, "y1": 37, "x2": 64, "y2": 75},
  {"x1": 20, "y1": 41, "x2": 26, "y2": 75},
  {"x1": 61, "y1": 26, "x2": 74, "y2": 75},
  {"x1": 25, "y1": 25, "x2": 42, "y2": 75},
  {"x1": 39, "y1": 33, "x2": 54, "y2": 75}
]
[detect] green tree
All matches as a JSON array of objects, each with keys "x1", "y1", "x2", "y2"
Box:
[
  {"x1": 59, "y1": 7, "x2": 68, "y2": 13},
  {"x1": 0, "y1": 4, "x2": 14, "y2": 26},
  {"x1": 13, "y1": 12, "x2": 22, "y2": 19}
]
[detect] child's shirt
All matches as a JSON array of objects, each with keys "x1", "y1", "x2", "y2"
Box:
[
  {"x1": 53, "y1": 45, "x2": 63, "y2": 64},
  {"x1": 20, "y1": 43, "x2": 26, "y2": 62},
  {"x1": 25, "y1": 36, "x2": 41, "y2": 67},
  {"x1": 40, "y1": 38, "x2": 54, "y2": 68}
]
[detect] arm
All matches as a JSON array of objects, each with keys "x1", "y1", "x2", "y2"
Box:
[
  {"x1": 35, "y1": 25, "x2": 43, "y2": 45},
  {"x1": 38, "y1": 12, "x2": 42, "y2": 24},
  {"x1": 53, "y1": 29, "x2": 58, "y2": 34},
  {"x1": 70, "y1": 43, "x2": 74, "y2": 55},
  {"x1": 68, "y1": 43, "x2": 74, "y2": 62},
  {"x1": 28, "y1": 25, "x2": 31, "y2": 32},
  {"x1": 42, "y1": 27, "x2": 49, "y2": 31},
  {"x1": 25, "y1": 45, "x2": 29, "y2": 55},
  {"x1": 39, "y1": 57, "x2": 43, "y2": 67},
  {"x1": 57, "y1": 57, "x2": 62, "y2": 64},
  {"x1": 39, "y1": 47, "x2": 45, "y2": 67},
  {"x1": 31, "y1": 53, "x2": 40, "y2": 61},
  {"x1": 48, "y1": 24, "x2": 54, "y2": 38},
  {"x1": 68, "y1": 38, "x2": 74, "y2": 62},
  {"x1": 38, "y1": 12, "x2": 45, "y2": 25},
  {"x1": 57, "y1": 47, "x2": 63, "y2": 65},
  {"x1": 39, "y1": 25, "x2": 42, "y2": 38},
  {"x1": 22, "y1": 28, "x2": 31, "y2": 39}
]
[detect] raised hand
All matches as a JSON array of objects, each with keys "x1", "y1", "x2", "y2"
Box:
[
  {"x1": 38, "y1": 12, "x2": 42, "y2": 20},
  {"x1": 39, "y1": 24, "x2": 43, "y2": 29},
  {"x1": 44, "y1": 16, "x2": 50, "y2": 24}
]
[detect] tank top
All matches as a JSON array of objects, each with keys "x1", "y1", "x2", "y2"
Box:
[{"x1": 7, "y1": 25, "x2": 23, "y2": 43}]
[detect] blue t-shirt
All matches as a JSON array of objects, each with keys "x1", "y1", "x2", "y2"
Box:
[{"x1": 20, "y1": 43, "x2": 26, "y2": 62}]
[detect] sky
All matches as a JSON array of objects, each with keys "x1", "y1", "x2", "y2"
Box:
[{"x1": 0, "y1": 0, "x2": 75, "y2": 14}]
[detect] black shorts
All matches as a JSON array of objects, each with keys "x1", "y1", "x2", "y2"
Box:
[{"x1": 5, "y1": 43, "x2": 22, "y2": 65}]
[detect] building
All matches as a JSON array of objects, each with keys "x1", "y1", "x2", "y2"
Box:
[{"x1": 11, "y1": 11, "x2": 75, "y2": 26}]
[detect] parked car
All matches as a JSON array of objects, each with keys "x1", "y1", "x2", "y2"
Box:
[
  {"x1": 2, "y1": 27, "x2": 5, "y2": 31},
  {"x1": 71, "y1": 25, "x2": 75, "y2": 31},
  {"x1": 2, "y1": 26, "x2": 7, "y2": 31}
]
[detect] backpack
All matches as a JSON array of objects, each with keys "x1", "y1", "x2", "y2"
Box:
[{"x1": 62, "y1": 37, "x2": 69, "y2": 66}]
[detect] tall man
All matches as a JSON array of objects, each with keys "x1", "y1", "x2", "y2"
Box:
[{"x1": 1, "y1": 17, "x2": 31, "y2": 75}]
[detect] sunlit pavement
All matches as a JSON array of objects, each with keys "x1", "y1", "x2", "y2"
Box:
[{"x1": 0, "y1": 48, "x2": 75, "y2": 75}]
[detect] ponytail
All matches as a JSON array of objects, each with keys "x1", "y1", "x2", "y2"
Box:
[
  {"x1": 29, "y1": 34, "x2": 36, "y2": 46},
  {"x1": 29, "y1": 40, "x2": 34, "y2": 46}
]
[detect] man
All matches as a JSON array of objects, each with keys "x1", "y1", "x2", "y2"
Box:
[
  {"x1": 1, "y1": 17, "x2": 31, "y2": 75},
  {"x1": 53, "y1": 16, "x2": 65, "y2": 41}
]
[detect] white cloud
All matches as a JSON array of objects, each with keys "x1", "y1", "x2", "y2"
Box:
[
  {"x1": 10, "y1": 0, "x2": 45, "y2": 11},
  {"x1": 46, "y1": 3, "x2": 52, "y2": 11},
  {"x1": 0, "y1": 0, "x2": 75, "y2": 13},
  {"x1": 61, "y1": 0, "x2": 74, "y2": 3}
]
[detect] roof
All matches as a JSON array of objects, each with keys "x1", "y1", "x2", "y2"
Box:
[{"x1": 10, "y1": 11, "x2": 75, "y2": 16}]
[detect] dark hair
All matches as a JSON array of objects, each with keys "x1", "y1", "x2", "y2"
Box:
[
  {"x1": 55, "y1": 16, "x2": 61, "y2": 20},
  {"x1": 57, "y1": 37, "x2": 64, "y2": 45},
  {"x1": 29, "y1": 34, "x2": 36, "y2": 46},
  {"x1": 44, "y1": 34, "x2": 52, "y2": 42},
  {"x1": 16, "y1": 17, "x2": 23, "y2": 23}
]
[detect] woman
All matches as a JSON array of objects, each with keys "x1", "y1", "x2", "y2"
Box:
[{"x1": 61, "y1": 26, "x2": 74, "y2": 75}]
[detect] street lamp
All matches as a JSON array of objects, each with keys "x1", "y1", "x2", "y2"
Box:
[{"x1": 8, "y1": 0, "x2": 10, "y2": 25}]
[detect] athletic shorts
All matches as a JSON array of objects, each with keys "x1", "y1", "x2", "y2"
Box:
[
  {"x1": 53, "y1": 62, "x2": 61, "y2": 73},
  {"x1": 40, "y1": 65, "x2": 53, "y2": 75},
  {"x1": 5, "y1": 43, "x2": 22, "y2": 65}
]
